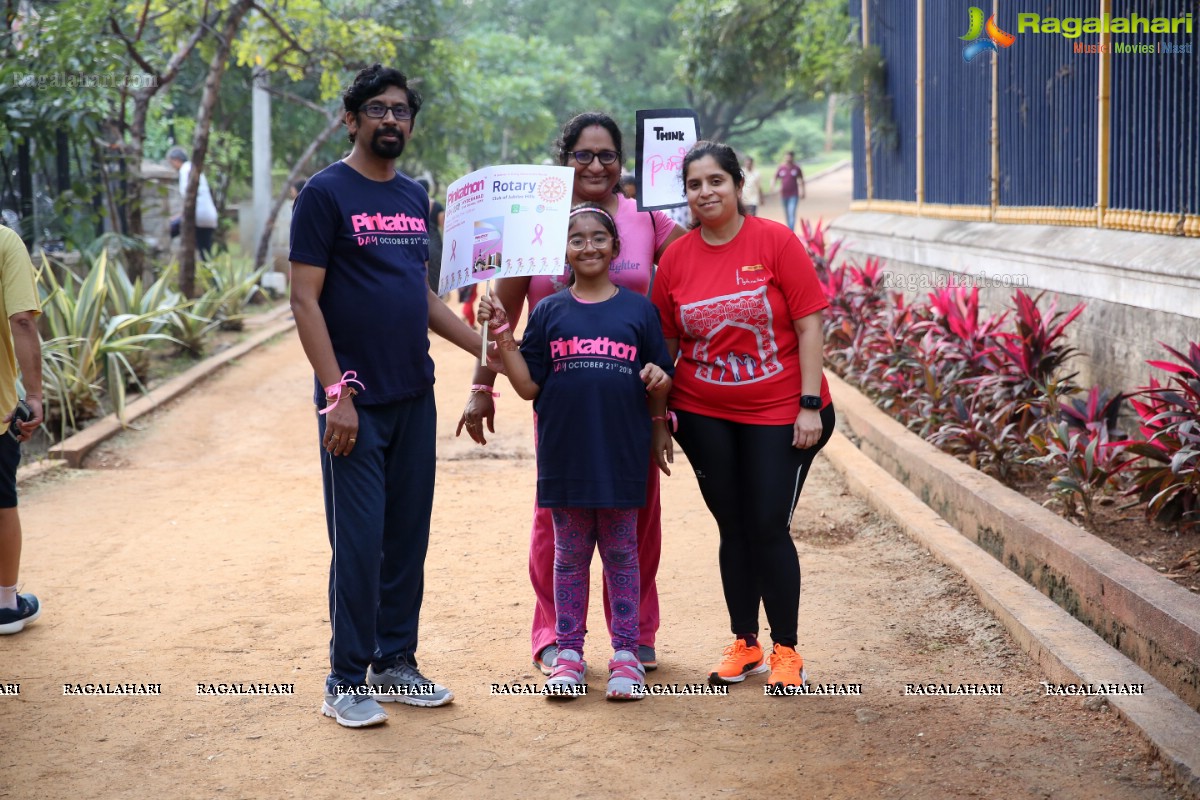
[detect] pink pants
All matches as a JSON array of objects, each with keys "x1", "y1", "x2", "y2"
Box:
[{"x1": 530, "y1": 461, "x2": 661, "y2": 658}]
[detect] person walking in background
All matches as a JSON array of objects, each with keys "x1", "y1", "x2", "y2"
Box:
[
  {"x1": 289, "y1": 64, "x2": 483, "y2": 728},
  {"x1": 741, "y1": 156, "x2": 763, "y2": 216},
  {"x1": 769, "y1": 150, "x2": 805, "y2": 232},
  {"x1": 0, "y1": 225, "x2": 43, "y2": 635},
  {"x1": 652, "y1": 141, "x2": 834, "y2": 692},
  {"x1": 167, "y1": 146, "x2": 219, "y2": 261},
  {"x1": 478, "y1": 204, "x2": 674, "y2": 700},
  {"x1": 457, "y1": 111, "x2": 685, "y2": 677}
]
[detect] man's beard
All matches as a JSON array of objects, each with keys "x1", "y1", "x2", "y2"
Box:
[{"x1": 369, "y1": 127, "x2": 406, "y2": 159}]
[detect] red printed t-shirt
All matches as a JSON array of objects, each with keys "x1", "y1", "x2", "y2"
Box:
[
  {"x1": 527, "y1": 194, "x2": 676, "y2": 310},
  {"x1": 652, "y1": 215, "x2": 831, "y2": 425}
]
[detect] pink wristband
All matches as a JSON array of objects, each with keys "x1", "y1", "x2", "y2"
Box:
[
  {"x1": 490, "y1": 320, "x2": 511, "y2": 335},
  {"x1": 470, "y1": 384, "x2": 499, "y2": 398},
  {"x1": 320, "y1": 370, "x2": 365, "y2": 416},
  {"x1": 651, "y1": 411, "x2": 678, "y2": 432}
]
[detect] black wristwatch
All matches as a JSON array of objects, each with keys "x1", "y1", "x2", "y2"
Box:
[{"x1": 800, "y1": 395, "x2": 822, "y2": 410}]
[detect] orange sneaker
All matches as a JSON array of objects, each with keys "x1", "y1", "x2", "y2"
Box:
[
  {"x1": 708, "y1": 638, "x2": 769, "y2": 685},
  {"x1": 767, "y1": 644, "x2": 807, "y2": 689}
]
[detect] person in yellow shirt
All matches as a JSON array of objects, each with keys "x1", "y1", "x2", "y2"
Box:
[{"x1": 0, "y1": 225, "x2": 43, "y2": 634}]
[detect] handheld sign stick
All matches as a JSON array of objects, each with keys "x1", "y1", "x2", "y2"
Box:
[{"x1": 479, "y1": 279, "x2": 491, "y2": 367}]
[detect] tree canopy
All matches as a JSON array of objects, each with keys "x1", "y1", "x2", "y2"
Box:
[{"x1": 1, "y1": 0, "x2": 858, "y2": 262}]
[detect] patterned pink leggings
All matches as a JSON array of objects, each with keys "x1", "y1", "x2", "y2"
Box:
[{"x1": 550, "y1": 508, "x2": 640, "y2": 656}]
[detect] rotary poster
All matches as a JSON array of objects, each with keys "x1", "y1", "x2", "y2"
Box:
[{"x1": 437, "y1": 164, "x2": 575, "y2": 295}]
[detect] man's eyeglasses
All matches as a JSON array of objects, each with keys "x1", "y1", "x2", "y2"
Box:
[
  {"x1": 361, "y1": 104, "x2": 413, "y2": 121},
  {"x1": 567, "y1": 234, "x2": 613, "y2": 250},
  {"x1": 570, "y1": 150, "x2": 619, "y2": 166}
]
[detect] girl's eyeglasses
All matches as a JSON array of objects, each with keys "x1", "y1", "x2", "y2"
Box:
[
  {"x1": 567, "y1": 234, "x2": 613, "y2": 250},
  {"x1": 570, "y1": 150, "x2": 619, "y2": 166}
]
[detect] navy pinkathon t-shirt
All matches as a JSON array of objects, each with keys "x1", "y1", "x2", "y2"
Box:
[
  {"x1": 521, "y1": 288, "x2": 674, "y2": 509},
  {"x1": 289, "y1": 161, "x2": 433, "y2": 406}
]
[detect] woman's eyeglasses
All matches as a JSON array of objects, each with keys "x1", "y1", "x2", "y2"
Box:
[
  {"x1": 361, "y1": 104, "x2": 413, "y2": 120},
  {"x1": 567, "y1": 234, "x2": 613, "y2": 250},
  {"x1": 570, "y1": 150, "x2": 619, "y2": 166}
]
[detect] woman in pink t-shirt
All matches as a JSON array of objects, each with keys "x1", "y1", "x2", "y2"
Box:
[{"x1": 458, "y1": 112, "x2": 685, "y2": 675}]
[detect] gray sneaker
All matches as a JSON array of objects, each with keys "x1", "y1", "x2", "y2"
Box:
[
  {"x1": 637, "y1": 645, "x2": 658, "y2": 671},
  {"x1": 321, "y1": 691, "x2": 388, "y2": 728},
  {"x1": 607, "y1": 650, "x2": 646, "y2": 701},
  {"x1": 367, "y1": 658, "x2": 454, "y2": 707},
  {"x1": 534, "y1": 644, "x2": 559, "y2": 676}
]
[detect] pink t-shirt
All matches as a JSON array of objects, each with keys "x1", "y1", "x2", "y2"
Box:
[{"x1": 526, "y1": 194, "x2": 676, "y2": 311}]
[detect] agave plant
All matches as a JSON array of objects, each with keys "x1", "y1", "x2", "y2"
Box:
[
  {"x1": 197, "y1": 255, "x2": 269, "y2": 331},
  {"x1": 165, "y1": 288, "x2": 228, "y2": 358},
  {"x1": 37, "y1": 252, "x2": 181, "y2": 429},
  {"x1": 104, "y1": 261, "x2": 190, "y2": 382}
]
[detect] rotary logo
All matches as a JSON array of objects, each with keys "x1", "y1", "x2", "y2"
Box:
[{"x1": 538, "y1": 176, "x2": 567, "y2": 204}]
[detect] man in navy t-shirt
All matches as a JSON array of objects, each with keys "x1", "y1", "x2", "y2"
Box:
[{"x1": 289, "y1": 64, "x2": 483, "y2": 729}]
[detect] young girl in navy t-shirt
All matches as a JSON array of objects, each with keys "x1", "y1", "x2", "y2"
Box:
[{"x1": 479, "y1": 204, "x2": 674, "y2": 701}]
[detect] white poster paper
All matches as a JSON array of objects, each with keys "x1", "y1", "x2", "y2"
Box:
[
  {"x1": 437, "y1": 164, "x2": 575, "y2": 295},
  {"x1": 634, "y1": 108, "x2": 700, "y2": 211}
]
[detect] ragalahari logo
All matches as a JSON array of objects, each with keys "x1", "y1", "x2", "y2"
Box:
[{"x1": 960, "y1": 7, "x2": 1016, "y2": 62}]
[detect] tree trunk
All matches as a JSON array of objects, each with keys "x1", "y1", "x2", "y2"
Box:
[
  {"x1": 179, "y1": 0, "x2": 256, "y2": 298},
  {"x1": 824, "y1": 92, "x2": 838, "y2": 153},
  {"x1": 111, "y1": 9, "x2": 208, "y2": 276},
  {"x1": 124, "y1": 93, "x2": 152, "y2": 276},
  {"x1": 254, "y1": 113, "x2": 343, "y2": 269}
]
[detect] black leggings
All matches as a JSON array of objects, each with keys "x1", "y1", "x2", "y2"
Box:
[{"x1": 673, "y1": 405, "x2": 835, "y2": 647}]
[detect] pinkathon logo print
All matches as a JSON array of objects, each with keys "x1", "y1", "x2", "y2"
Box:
[{"x1": 679, "y1": 287, "x2": 784, "y2": 385}]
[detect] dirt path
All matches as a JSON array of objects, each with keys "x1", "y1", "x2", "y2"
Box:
[{"x1": 0, "y1": 322, "x2": 1177, "y2": 800}]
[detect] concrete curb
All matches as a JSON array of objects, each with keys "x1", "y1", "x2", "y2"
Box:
[
  {"x1": 41, "y1": 305, "x2": 295, "y2": 470},
  {"x1": 826, "y1": 371, "x2": 1200, "y2": 713},
  {"x1": 821, "y1": 431, "x2": 1200, "y2": 796}
]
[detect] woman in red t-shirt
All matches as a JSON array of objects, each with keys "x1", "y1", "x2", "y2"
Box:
[{"x1": 652, "y1": 141, "x2": 835, "y2": 692}]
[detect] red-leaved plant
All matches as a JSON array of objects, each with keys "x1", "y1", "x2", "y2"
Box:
[
  {"x1": 1125, "y1": 342, "x2": 1200, "y2": 531},
  {"x1": 799, "y1": 218, "x2": 843, "y2": 274},
  {"x1": 1027, "y1": 387, "x2": 1135, "y2": 527}
]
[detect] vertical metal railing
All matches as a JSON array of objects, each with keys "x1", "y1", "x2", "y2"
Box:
[
  {"x1": 1107, "y1": 0, "x2": 1199, "y2": 234},
  {"x1": 921, "y1": 1, "x2": 992, "y2": 207},
  {"x1": 851, "y1": 0, "x2": 1198, "y2": 237},
  {"x1": 866, "y1": 0, "x2": 919, "y2": 203}
]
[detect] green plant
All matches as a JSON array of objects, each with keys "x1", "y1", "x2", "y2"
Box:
[
  {"x1": 37, "y1": 252, "x2": 180, "y2": 430},
  {"x1": 197, "y1": 255, "x2": 269, "y2": 331},
  {"x1": 165, "y1": 289, "x2": 227, "y2": 358},
  {"x1": 103, "y1": 260, "x2": 190, "y2": 383}
]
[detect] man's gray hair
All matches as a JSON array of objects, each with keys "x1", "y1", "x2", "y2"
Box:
[{"x1": 166, "y1": 146, "x2": 188, "y2": 163}]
